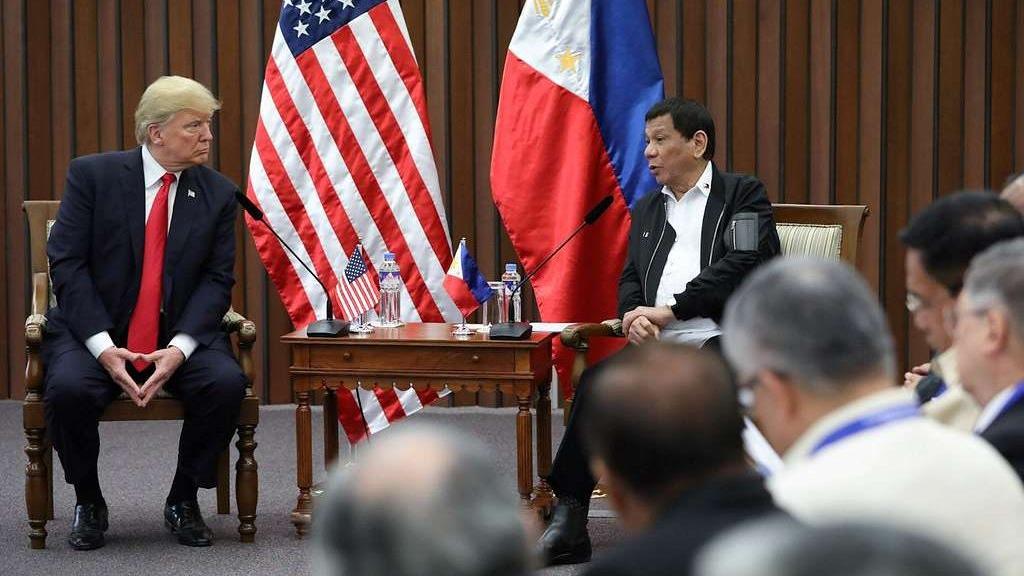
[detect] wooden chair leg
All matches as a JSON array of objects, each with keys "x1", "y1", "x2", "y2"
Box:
[
  {"x1": 25, "y1": 427, "x2": 49, "y2": 549},
  {"x1": 235, "y1": 424, "x2": 258, "y2": 542},
  {"x1": 44, "y1": 442, "x2": 54, "y2": 520},
  {"x1": 216, "y1": 449, "x2": 230, "y2": 514}
]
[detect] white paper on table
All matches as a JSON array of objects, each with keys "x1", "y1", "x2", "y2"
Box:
[{"x1": 529, "y1": 322, "x2": 573, "y2": 333}]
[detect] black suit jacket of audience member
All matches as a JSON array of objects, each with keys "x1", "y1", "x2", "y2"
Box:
[
  {"x1": 981, "y1": 399, "x2": 1024, "y2": 484},
  {"x1": 582, "y1": 473, "x2": 783, "y2": 576}
]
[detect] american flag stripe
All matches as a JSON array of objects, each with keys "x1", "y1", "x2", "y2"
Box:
[{"x1": 247, "y1": 0, "x2": 454, "y2": 444}]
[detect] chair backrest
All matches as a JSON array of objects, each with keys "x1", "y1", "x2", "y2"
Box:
[
  {"x1": 24, "y1": 201, "x2": 60, "y2": 275},
  {"x1": 773, "y1": 203, "x2": 869, "y2": 265}
]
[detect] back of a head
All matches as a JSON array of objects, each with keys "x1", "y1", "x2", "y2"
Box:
[
  {"x1": 312, "y1": 424, "x2": 527, "y2": 576},
  {"x1": 900, "y1": 190, "x2": 1024, "y2": 294},
  {"x1": 722, "y1": 257, "x2": 895, "y2": 394},
  {"x1": 581, "y1": 343, "x2": 745, "y2": 501},
  {"x1": 695, "y1": 518, "x2": 985, "y2": 576}
]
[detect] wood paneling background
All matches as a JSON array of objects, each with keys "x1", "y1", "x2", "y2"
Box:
[{"x1": 2, "y1": 0, "x2": 1023, "y2": 402}]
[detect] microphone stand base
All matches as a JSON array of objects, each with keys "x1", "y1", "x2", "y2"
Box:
[
  {"x1": 306, "y1": 318, "x2": 351, "y2": 337},
  {"x1": 488, "y1": 322, "x2": 532, "y2": 340}
]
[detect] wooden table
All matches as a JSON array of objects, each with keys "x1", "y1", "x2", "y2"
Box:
[{"x1": 281, "y1": 323, "x2": 556, "y2": 536}]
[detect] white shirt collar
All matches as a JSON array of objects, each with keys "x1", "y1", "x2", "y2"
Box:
[
  {"x1": 974, "y1": 383, "x2": 1022, "y2": 433},
  {"x1": 660, "y1": 161, "x2": 713, "y2": 202},
  {"x1": 141, "y1": 144, "x2": 182, "y2": 188}
]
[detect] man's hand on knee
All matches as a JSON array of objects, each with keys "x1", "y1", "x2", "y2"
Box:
[
  {"x1": 627, "y1": 316, "x2": 660, "y2": 345},
  {"x1": 98, "y1": 347, "x2": 144, "y2": 406},
  {"x1": 138, "y1": 347, "x2": 186, "y2": 407}
]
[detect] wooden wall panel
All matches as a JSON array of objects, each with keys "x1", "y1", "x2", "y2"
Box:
[{"x1": 4, "y1": 0, "x2": 1024, "y2": 400}]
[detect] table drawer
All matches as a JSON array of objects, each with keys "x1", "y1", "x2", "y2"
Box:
[{"x1": 307, "y1": 345, "x2": 515, "y2": 373}]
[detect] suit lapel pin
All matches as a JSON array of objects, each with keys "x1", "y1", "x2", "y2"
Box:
[{"x1": 187, "y1": 189, "x2": 197, "y2": 198}]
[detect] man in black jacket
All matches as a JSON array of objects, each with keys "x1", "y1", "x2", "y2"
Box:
[
  {"x1": 538, "y1": 98, "x2": 780, "y2": 566},
  {"x1": 579, "y1": 344, "x2": 782, "y2": 576}
]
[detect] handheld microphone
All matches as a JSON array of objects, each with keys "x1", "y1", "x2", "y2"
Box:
[
  {"x1": 490, "y1": 195, "x2": 616, "y2": 340},
  {"x1": 236, "y1": 191, "x2": 349, "y2": 337}
]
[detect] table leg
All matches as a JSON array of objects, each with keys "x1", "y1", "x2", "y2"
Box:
[
  {"x1": 324, "y1": 387, "x2": 339, "y2": 469},
  {"x1": 534, "y1": 378, "x2": 554, "y2": 515},
  {"x1": 291, "y1": 390, "x2": 313, "y2": 537},
  {"x1": 515, "y1": 391, "x2": 534, "y2": 508}
]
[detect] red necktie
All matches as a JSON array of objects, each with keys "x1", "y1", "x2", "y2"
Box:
[{"x1": 127, "y1": 172, "x2": 175, "y2": 371}]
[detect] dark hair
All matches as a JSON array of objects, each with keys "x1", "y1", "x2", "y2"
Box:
[
  {"x1": 899, "y1": 190, "x2": 1024, "y2": 294},
  {"x1": 581, "y1": 343, "x2": 744, "y2": 502},
  {"x1": 645, "y1": 97, "x2": 716, "y2": 161}
]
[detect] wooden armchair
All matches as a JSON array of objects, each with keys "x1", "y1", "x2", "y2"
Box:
[
  {"x1": 22, "y1": 200, "x2": 260, "y2": 549},
  {"x1": 560, "y1": 203, "x2": 870, "y2": 413}
]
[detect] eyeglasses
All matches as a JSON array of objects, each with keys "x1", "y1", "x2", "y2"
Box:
[{"x1": 906, "y1": 293, "x2": 924, "y2": 313}]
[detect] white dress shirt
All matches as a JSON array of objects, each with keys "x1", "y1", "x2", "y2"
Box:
[
  {"x1": 83, "y1": 145, "x2": 197, "y2": 360},
  {"x1": 655, "y1": 161, "x2": 720, "y2": 346},
  {"x1": 770, "y1": 388, "x2": 1024, "y2": 576}
]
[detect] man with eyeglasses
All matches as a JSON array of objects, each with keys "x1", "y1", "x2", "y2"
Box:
[
  {"x1": 953, "y1": 238, "x2": 1024, "y2": 482},
  {"x1": 900, "y1": 191, "x2": 1024, "y2": 430},
  {"x1": 722, "y1": 257, "x2": 1024, "y2": 576}
]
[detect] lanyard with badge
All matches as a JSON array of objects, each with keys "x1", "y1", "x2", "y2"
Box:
[{"x1": 810, "y1": 404, "x2": 920, "y2": 457}]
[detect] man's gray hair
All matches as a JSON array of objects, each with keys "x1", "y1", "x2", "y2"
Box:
[
  {"x1": 695, "y1": 517, "x2": 985, "y2": 576},
  {"x1": 722, "y1": 257, "x2": 895, "y2": 393},
  {"x1": 312, "y1": 423, "x2": 527, "y2": 576},
  {"x1": 963, "y1": 237, "x2": 1024, "y2": 339}
]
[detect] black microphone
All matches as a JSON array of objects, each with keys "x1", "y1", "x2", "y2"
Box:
[
  {"x1": 490, "y1": 194, "x2": 616, "y2": 340},
  {"x1": 236, "y1": 191, "x2": 349, "y2": 337}
]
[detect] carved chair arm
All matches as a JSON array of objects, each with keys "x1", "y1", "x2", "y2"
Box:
[
  {"x1": 559, "y1": 319, "x2": 624, "y2": 351},
  {"x1": 221, "y1": 309, "x2": 257, "y2": 394}
]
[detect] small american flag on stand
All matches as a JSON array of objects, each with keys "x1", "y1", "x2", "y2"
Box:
[{"x1": 336, "y1": 243, "x2": 379, "y2": 320}]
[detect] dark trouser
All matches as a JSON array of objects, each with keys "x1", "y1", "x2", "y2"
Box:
[
  {"x1": 546, "y1": 335, "x2": 721, "y2": 502},
  {"x1": 43, "y1": 344, "x2": 246, "y2": 490}
]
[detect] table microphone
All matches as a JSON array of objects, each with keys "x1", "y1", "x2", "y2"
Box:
[
  {"x1": 235, "y1": 191, "x2": 349, "y2": 337},
  {"x1": 489, "y1": 194, "x2": 615, "y2": 340}
]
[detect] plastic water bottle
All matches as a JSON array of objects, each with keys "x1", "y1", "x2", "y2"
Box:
[
  {"x1": 502, "y1": 263, "x2": 522, "y2": 322},
  {"x1": 378, "y1": 252, "x2": 402, "y2": 327}
]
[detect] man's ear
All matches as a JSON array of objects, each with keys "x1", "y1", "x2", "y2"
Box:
[
  {"x1": 691, "y1": 130, "x2": 708, "y2": 159},
  {"x1": 985, "y1": 309, "x2": 1012, "y2": 355},
  {"x1": 147, "y1": 123, "x2": 163, "y2": 146}
]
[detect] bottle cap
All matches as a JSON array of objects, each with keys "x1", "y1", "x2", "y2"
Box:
[{"x1": 505, "y1": 263, "x2": 517, "y2": 273}]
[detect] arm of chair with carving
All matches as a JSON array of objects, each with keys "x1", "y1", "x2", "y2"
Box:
[
  {"x1": 25, "y1": 272, "x2": 50, "y2": 402},
  {"x1": 221, "y1": 308, "x2": 256, "y2": 395},
  {"x1": 559, "y1": 319, "x2": 623, "y2": 423}
]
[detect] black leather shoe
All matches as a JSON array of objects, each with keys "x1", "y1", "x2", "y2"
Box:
[
  {"x1": 69, "y1": 502, "x2": 109, "y2": 551},
  {"x1": 537, "y1": 497, "x2": 591, "y2": 566},
  {"x1": 164, "y1": 500, "x2": 213, "y2": 547}
]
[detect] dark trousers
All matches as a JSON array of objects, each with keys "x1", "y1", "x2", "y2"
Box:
[
  {"x1": 42, "y1": 343, "x2": 246, "y2": 490},
  {"x1": 546, "y1": 336, "x2": 721, "y2": 502}
]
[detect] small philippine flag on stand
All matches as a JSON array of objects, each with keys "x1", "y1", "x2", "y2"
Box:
[{"x1": 443, "y1": 239, "x2": 493, "y2": 317}]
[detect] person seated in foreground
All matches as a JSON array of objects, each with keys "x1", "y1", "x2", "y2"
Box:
[
  {"x1": 722, "y1": 256, "x2": 1024, "y2": 576},
  {"x1": 695, "y1": 518, "x2": 986, "y2": 576},
  {"x1": 1001, "y1": 172, "x2": 1024, "y2": 213},
  {"x1": 954, "y1": 238, "x2": 1024, "y2": 481},
  {"x1": 899, "y1": 191, "x2": 1024, "y2": 429},
  {"x1": 312, "y1": 424, "x2": 528, "y2": 576},
  {"x1": 579, "y1": 343, "x2": 782, "y2": 576},
  {"x1": 539, "y1": 96, "x2": 780, "y2": 567}
]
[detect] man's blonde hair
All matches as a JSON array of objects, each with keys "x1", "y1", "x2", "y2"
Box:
[{"x1": 134, "y1": 76, "x2": 221, "y2": 144}]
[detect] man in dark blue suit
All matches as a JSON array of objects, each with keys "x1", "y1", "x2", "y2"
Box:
[{"x1": 43, "y1": 76, "x2": 246, "y2": 550}]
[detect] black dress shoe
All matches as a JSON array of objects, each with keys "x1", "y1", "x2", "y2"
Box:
[
  {"x1": 69, "y1": 502, "x2": 109, "y2": 551},
  {"x1": 537, "y1": 497, "x2": 591, "y2": 566},
  {"x1": 164, "y1": 500, "x2": 213, "y2": 547}
]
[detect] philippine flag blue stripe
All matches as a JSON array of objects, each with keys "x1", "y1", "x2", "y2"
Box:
[
  {"x1": 461, "y1": 248, "x2": 492, "y2": 304},
  {"x1": 589, "y1": 0, "x2": 664, "y2": 207}
]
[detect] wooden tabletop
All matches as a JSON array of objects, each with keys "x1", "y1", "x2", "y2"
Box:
[{"x1": 281, "y1": 322, "x2": 556, "y2": 347}]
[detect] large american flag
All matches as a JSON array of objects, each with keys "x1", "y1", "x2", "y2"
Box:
[{"x1": 245, "y1": 0, "x2": 458, "y2": 443}]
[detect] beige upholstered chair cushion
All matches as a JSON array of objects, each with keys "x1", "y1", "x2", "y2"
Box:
[{"x1": 776, "y1": 223, "x2": 843, "y2": 260}]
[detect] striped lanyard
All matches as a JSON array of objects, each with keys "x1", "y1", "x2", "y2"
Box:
[{"x1": 810, "y1": 404, "x2": 920, "y2": 457}]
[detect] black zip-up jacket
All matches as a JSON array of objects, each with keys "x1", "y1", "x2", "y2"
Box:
[{"x1": 618, "y1": 164, "x2": 781, "y2": 322}]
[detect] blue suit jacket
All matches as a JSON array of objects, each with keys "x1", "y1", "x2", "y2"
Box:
[{"x1": 44, "y1": 147, "x2": 238, "y2": 357}]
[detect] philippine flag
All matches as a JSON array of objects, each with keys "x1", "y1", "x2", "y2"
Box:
[
  {"x1": 490, "y1": 0, "x2": 663, "y2": 396},
  {"x1": 443, "y1": 239, "x2": 494, "y2": 317}
]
